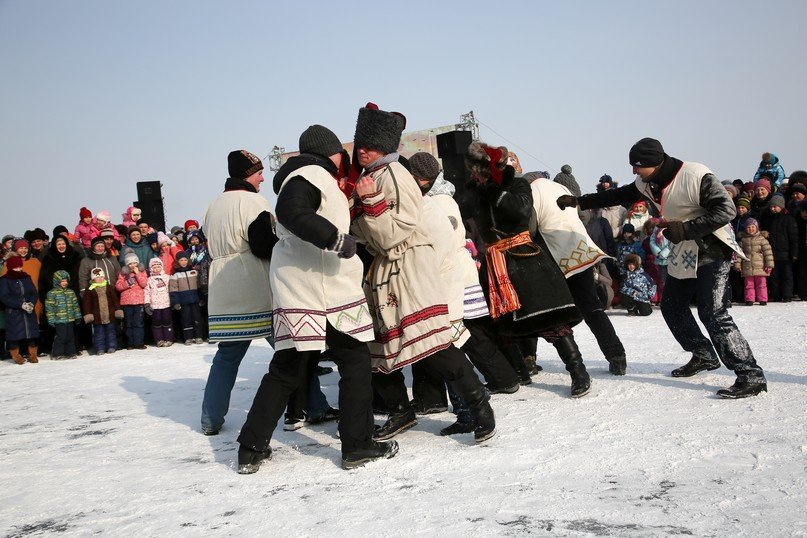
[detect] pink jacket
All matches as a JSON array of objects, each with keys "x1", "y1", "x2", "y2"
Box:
[
  {"x1": 93, "y1": 222, "x2": 121, "y2": 241},
  {"x1": 121, "y1": 207, "x2": 138, "y2": 228},
  {"x1": 74, "y1": 220, "x2": 99, "y2": 249},
  {"x1": 115, "y1": 266, "x2": 147, "y2": 305},
  {"x1": 144, "y1": 274, "x2": 171, "y2": 309}
]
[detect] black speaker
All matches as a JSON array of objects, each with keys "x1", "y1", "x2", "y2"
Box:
[
  {"x1": 133, "y1": 199, "x2": 166, "y2": 233},
  {"x1": 436, "y1": 130, "x2": 472, "y2": 158},
  {"x1": 441, "y1": 155, "x2": 469, "y2": 194},
  {"x1": 136, "y1": 181, "x2": 163, "y2": 201}
]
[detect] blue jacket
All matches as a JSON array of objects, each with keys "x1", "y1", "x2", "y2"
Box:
[
  {"x1": 0, "y1": 272, "x2": 40, "y2": 341},
  {"x1": 620, "y1": 267, "x2": 657, "y2": 304},
  {"x1": 753, "y1": 153, "x2": 786, "y2": 189},
  {"x1": 615, "y1": 239, "x2": 645, "y2": 274}
]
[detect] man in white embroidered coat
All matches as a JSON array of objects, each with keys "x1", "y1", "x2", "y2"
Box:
[
  {"x1": 237, "y1": 126, "x2": 398, "y2": 473},
  {"x1": 529, "y1": 176, "x2": 628, "y2": 376},
  {"x1": 557, "y1": 138, "x2": 767, "y2": 399},
  {"x1": 349, "y1": 103, "x2": 495, "y2": 443},
  {"x1": 200, "y1": 150, "x2": 329, "y2": 436}
]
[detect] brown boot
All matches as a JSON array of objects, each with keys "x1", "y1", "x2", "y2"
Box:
[
  {"x1": 9, "y1": 348, "x2": 25, "y2": 365},
  {"x1": 27, "y1": 346, "x2": 39, "y2": 363}
]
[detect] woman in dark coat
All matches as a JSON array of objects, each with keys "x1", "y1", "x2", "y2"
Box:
[
  {"x1": 0, "y1": 256, "x2": 40, "y2": 364},
  {"x1": 38, "y1": 236, "x2": 83, "y2": 353},
  {"x1": 465, "y1": 141, "x2": 589, "y2": 397}
]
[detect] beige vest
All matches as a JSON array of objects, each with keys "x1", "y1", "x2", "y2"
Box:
[
  {"x1": 633, "y1": 161, "x2": 745, "y2": 279},
  {"x1": 531, "y1": 179, "x2": 609, "y2": 277},
  {"x1": 272, "y1": 165, "x2": 374, "y2": 351}
]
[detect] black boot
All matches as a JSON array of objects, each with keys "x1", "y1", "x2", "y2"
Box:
[
  {"x1": 553, "y1": 336, "x2": 591, "y2": 398},
  {"x1": 523, "y1": 354, "x2": 543, "y2": 376},
  {"x1": 342, "y1": 440, "x2": 399, "y2": 469},
  {"x1": 439, "y1": 418, "x2": 477, "y2": 436},
  {"x1": 607, "y1": 354, "x2": 627, "y2": 376},
  {"x1": 716, "y1": 381, "x2": 767, "y2": 399},
  {"x1": 373, "y1": 405, "x2": 417, "y2": 441},
  {"x1": 450, "y1": 375, "x2": 495, "y2": 443},
  {"x1": 671, "y1": 354, "x2": 720, "y2": 377},
  {"x1": 502, "y1": 345, "x2": 532, "y2": 386},
  {"x1": 237, "y1": 445, "x2": 272, "y2": 475}
]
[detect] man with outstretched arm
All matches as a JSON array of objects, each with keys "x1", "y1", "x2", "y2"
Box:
[{"x1": 557, "y1": 137, "x2": 766, "y2": 399}]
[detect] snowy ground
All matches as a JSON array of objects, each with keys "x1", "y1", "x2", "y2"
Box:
[{"x1": 1, "y1": 303, "x2": 806, "y2": 537}]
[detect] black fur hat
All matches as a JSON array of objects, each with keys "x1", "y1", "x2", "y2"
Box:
[
  {"x1": 465, "y1": 141, "x2": 508, "y2": 181},
  {"x1": 353, "y1": 102, "x2": 406, "y2": 154}
]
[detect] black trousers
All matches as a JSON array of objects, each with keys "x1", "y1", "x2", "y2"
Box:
[
  {"x1": 180, "y1": 302, "x2": 204, "y2": 340},
  {"x1": 238, "y1": 322, "x2": 373, "y2": 454},
  {"x1": 768, "y1": 262, "x2": 794, "y2": 301},
  {"x1": 621, "y1": 296, "x2": 653, "y2": 316},
  {"x1": 411, "y1": 318, "x2": 520, "y2": 406},
  {"x1": 52, "y1": 322, "x2": 76, "y2": 356},
  {"x1": 567, "y1": 267, "x2": 626, "y2": 359},
  {"x1": 374, "y1": 344, "x2": 477, "y2": 410}
]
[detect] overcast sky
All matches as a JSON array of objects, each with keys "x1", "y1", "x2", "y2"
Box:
[{"x1": 1, "y1": 0, "x2": 805, "y2": 236}]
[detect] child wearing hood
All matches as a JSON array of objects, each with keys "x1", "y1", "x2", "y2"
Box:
[
  {"x1": 735, "y1": 218, "x2": 774, "y2": 306},
  {"x1": 156, "y1": 232, "x2": 180, "y2": 276},
  {"x1": 619, "y1": 254, "x2": 657, "y2": 316},
  {"x1": 92, "y1": 210, "x2": 121, "y2": 242},
  {"x1": 121, "y1": 207, "x2": 142, "y2": 228},
  {"x1": 82, "y1": 267, "x2": 123, "y2": 355},
  {"x1": 144, "y1": 257, "x2": 173, "y2": 346},
  {"x1": 45, "y1": 270, "x2": 82, "y2": 360},
  {"x1": 0, "y1": 256, "x2": 40, "y2": 364},
  {"x1": 752, "y1": 152, "x2": 786, "y2": 190},
  {"x1": 115, "y1": 249, "x2": 148, "y2": 349}
]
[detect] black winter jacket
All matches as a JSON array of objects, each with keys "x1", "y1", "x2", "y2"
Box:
[{"x1": 760, "y1": 212, "x2": 798, "y2": 261}]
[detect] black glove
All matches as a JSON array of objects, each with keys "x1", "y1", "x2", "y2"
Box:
[
  {"x1": 658, "y1": 220, "x2": 686, "y2": 244},
  {"x1": 556, "y1": 195, "x2": 578, "y2": 210},
  {"x1": 328, "y1": 233, "x2": 357, "y2": 259}
]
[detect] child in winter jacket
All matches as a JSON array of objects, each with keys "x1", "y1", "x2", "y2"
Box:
[
  {"x1": 45, "y1": 270, "x2": 82, "y2": 360},
  {"x1": 170, "y1": 252, "x2": 204, "y2": 344},
  {"x1": 144, "y1": 257, "x2": 173, "y2": 346},
  {"x1": 760, "y1": 193, "x2": 798, "y2": 302},
  {"x1": 82, "y1": 267, "x2": 123, "y2": 355},
  {"x1": 644, "y1": 219, "x2": 670, "y2": 301},
  {"x1": 156, "y1": 232, "x2": 180, "y2": 276},
  {"x1": 0, "y1": 256, "x2": 40, "y2": 364},
  {"x1": 74, "y1": 207, "x2": 98, "y2": 250},
  {"x1": 115, "y1": 249, "x2": 148, "y2": 349},
  {"x1": 615, "y1": 223, "x2": 645, "y2": 276},
  {"x1": 735, "y1": 218, "x2": 774, "y2": 306},
  {"x1": 619, "y1": 254, "x2": 657, "y2": 316}
]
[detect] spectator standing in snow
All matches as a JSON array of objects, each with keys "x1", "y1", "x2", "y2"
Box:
[
  {"x1": 759, "y1": 193, "x2": 798, "y2": 302},
  {"x1": 81, "y1": 267, "x2": 122, "y2": 355},
  {"x1": 557, "y1": 137, "x2": 767, "y2": 398},
  {"x1": 45, "y1": 270, "x2": 81, "y2": 360},
  {"x1": 0, "y1": 256, "x2": 40, "y2": 364},
  {"x1": 144, "y1": 258, "x2": 173, "y2": 347},
  {"x1": 115, "y1": 250, "x2": 148, "y2": 349},
  {"x1": 735, "y1": 218, "x2": 774, "y2": 306}
]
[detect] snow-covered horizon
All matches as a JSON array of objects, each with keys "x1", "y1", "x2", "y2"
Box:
[{"x1": 1, "y1": 303, "x2": 805, "y2": 536}]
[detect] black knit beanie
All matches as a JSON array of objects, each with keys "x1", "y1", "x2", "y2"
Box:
[
  {"x1": 299, "y1": 124, "x2": 343, "y2": 158},
  {"x1": 228, "y1": 150, "x2": 264, "y2": 179},
  {"x1": 409, "y1": 152, "x2": 441, "y2": 181},
  {"x1": 553, "y1": 164, "x2": 581, "y2": 197},
  {"x1": 629, "y1": 138, "x2": 665, "y2": 167}
]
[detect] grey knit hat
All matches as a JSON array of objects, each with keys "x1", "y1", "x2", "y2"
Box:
[
  {"x1": 553, "y1": 164, "x2": 582, "y2": 197},
  {"x1": 770, "y1": 193, "x2": 786, "y2": 209},
  {"x1": 409, "y1": 152, "x2": 441, "y2": 181},
  {"x1": 123, "y1": 248, "x2": 139, "y2": 266},
  {"x1": 299, "y1": 124, "x2": 343, "y2": 158},
  {"x1": 354, "y1": 102, "x2": 406, "y2": 154}
]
